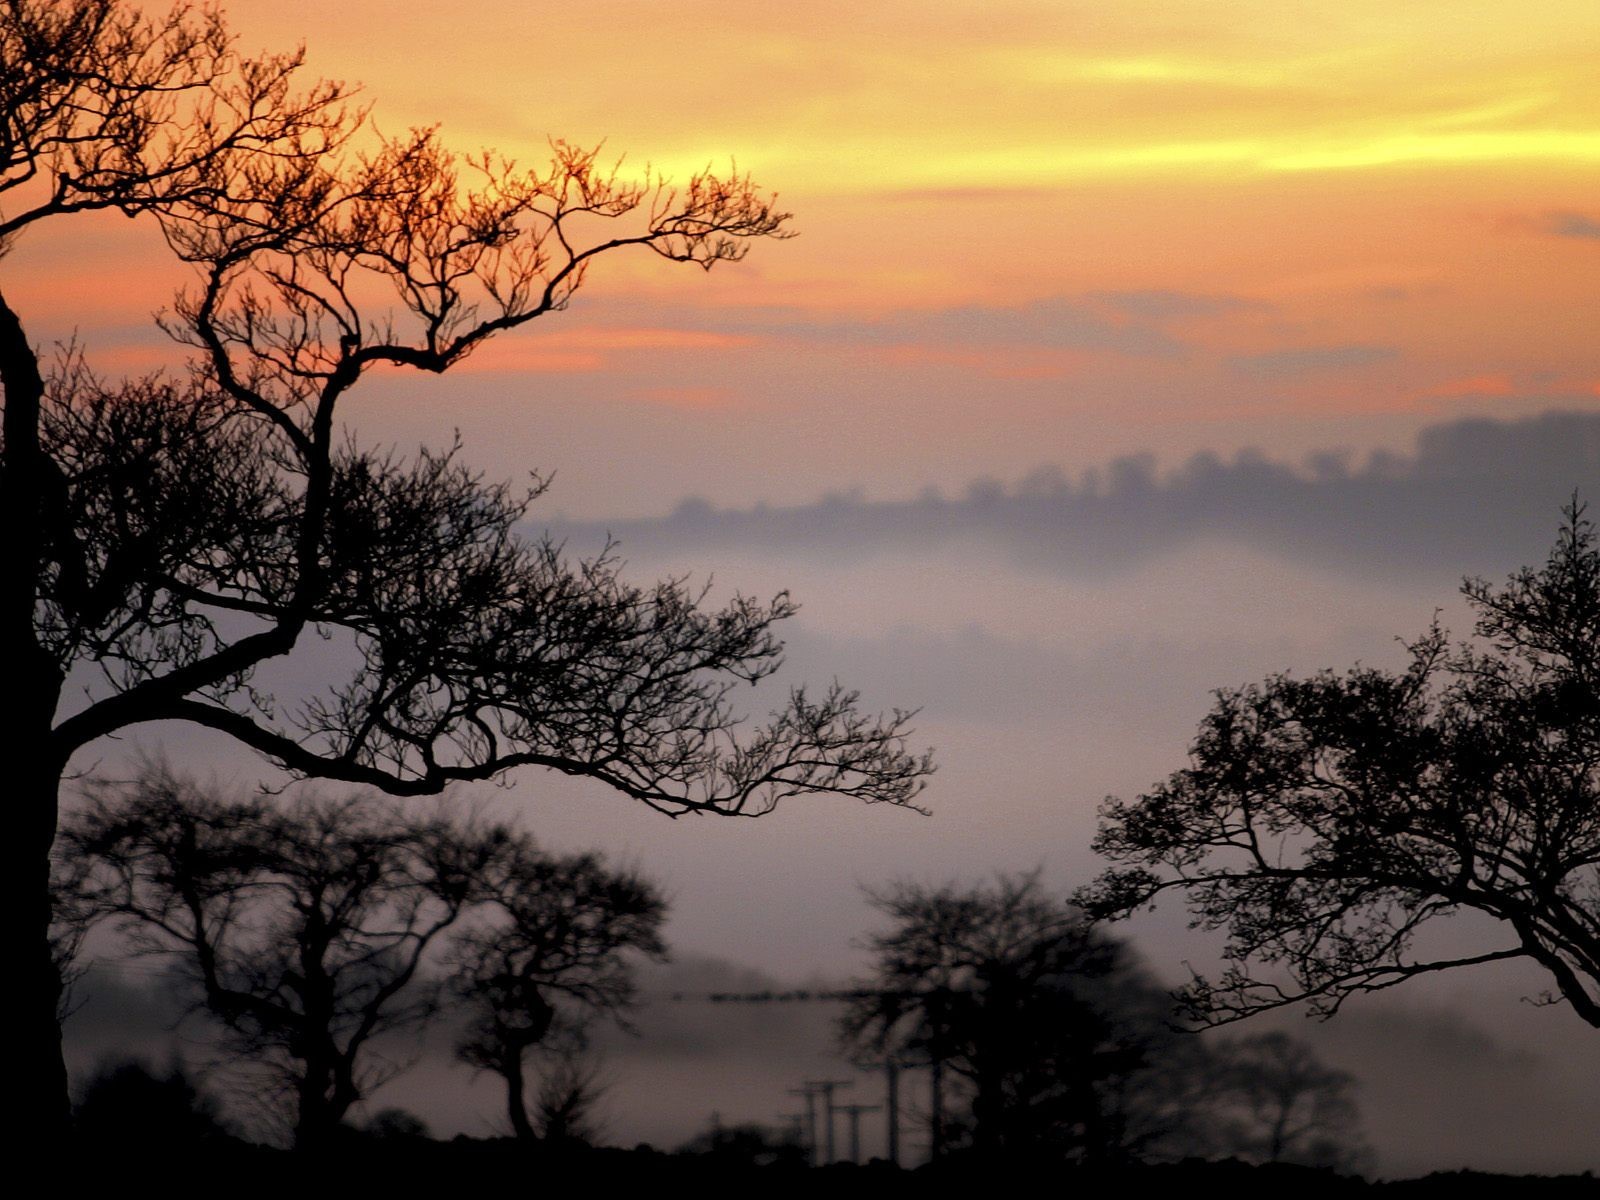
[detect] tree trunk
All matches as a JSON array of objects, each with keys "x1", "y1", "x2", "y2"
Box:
[
  {"x1": 294, "y1": 1060, "x2": 342, "y2": 1153},
  {"x1": 502, "y1": 1050, "x2": 536, "y2": 1141},
  {"x1": 971, "y1": 1063, "x2": 1007, "y2": 1155},
  {"x1": 8, "y1": 754, "x2": 70, "y2": 1151},
  {"x1": 1, "y1": 288, "x2": 73, "y2": 1150}
]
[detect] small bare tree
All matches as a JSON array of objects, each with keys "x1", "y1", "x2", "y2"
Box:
[
  {"x1": 450, "y1": 848, "x2": 666, "y2": 1141},
  {"x1": 528, "y1": 1039, "x2": 613, "y2": 1147},
  {"x1": 1209, "y1": 1032, "x2": 1369, "y2": 1172}
]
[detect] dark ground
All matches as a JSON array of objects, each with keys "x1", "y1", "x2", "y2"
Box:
[{"x1": 67, "y1": 1136, "x2": 1599, "y2": 1199}]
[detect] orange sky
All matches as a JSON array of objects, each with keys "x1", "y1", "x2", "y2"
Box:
[{"x1": 9, "y1": 0, "x2": 1598, "y2": 512}]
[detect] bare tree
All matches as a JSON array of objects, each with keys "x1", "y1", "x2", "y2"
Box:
[
  {"x1": 2, "y1": 0, "x2": 934, "y2": 1142},
  {"x1": 526, "y1": 1038, "x2": 613, "y2": 1147},
  {"x1": 1208, "y1": 1032, "x2": 1368, "y2": 1172},
  {"x1": 67, "y1": 766, "x2": 579, "y2": 1150},
  {"x1": 1080, "y1": 504, "x2": 1599, "y2": 1029},
  {"x1": 449, "y1": 848, "x2": 667, "y2": 1141}
]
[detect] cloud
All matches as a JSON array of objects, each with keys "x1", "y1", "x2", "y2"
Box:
[
  {"x1": 571, "y1": 293, "x2": 1189, "y2": 359},
  {"x1": 1229, "y1": 343, "x2": 1400, "y2": 377},
  {"x1": 1088, "y1": 289, "x2": 1265, "y2": 319},
  {"x1": 543, "y1": 410, "x2": 1600, "y2": 582},
  {"x1": 737, "y1": 296, "x2": 1187, "y2": 358},
  {"x1": 1547, "y1": 211, "x2": 1600, "y2": 240},
  {"x1": 882, "y1": 185, "x2": 1063, "y2": 204}
]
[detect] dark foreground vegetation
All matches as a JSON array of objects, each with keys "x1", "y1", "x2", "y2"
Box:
[
  {"x1": 65, "y1": 1060, "x2": 1597, "y2": 1199},
  {"x1": 64, "y1": 1127, "x2": 1598, "y2": 1200}
]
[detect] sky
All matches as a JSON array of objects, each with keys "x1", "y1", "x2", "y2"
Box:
[{"x1": 15, "y1": 0, "x2": 1600, "y2": 1177}]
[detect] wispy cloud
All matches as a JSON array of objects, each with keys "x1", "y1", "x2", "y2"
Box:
[
  {"x1": 573, "y1": 293, "x2": 1195, "y2": 359},
  {"x1": 1088, "y1": 289, "x2": 1266, "y2": 319},
  {"x1": 1547, "y1": 211, "x2": 1600, "y2": 240},
  {"x1": 718, "y1": 296, "x2": 1189, "y2": 358},
  {"x1": 1229, "y1": 343, "x2": 1400, "y2": 377}
]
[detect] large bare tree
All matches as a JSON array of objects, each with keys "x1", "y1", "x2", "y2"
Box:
[
  {"x1": 2, "y1": 0, "x2": 933, "y2": 1145},
  {"x1": 1080, "y1": 504, "x2": 1599, "y2": 1030}
]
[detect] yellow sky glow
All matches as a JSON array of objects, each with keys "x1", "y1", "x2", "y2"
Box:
[{"x1": 6, "y1": 0, "x2": 1591, "y2": 508}]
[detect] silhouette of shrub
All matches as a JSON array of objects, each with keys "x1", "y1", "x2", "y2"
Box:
[{"x1": 74, "y1": 1056, "x2": 230, "y2": 1150}]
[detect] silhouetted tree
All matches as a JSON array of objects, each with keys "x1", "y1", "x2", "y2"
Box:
[
  {"x1": 65, "y1": 767, "x2": 546, "y2": 1150},
  {"x1": 526, "y1": 1040, "x2": 612, "y2": 1146},
  {"x1": 679, "y1": 1117, "x2": 806, "y2": 1167},
  {"x1": 2, "y1": 0, "x2": 932, "y2": 1142},
  {"x1": 1080, "y1": 504, "x2": 1599, "y2": 1029},
  {"x1": 449, "y1": 849, "x2": 666, "y2": 1140},
  {"x1": 1208, "y1": 1032, "x2": 1368, "y2": 1172},
  {"x1": 840, "y1": 872, "x2": 1201, "y2": 1164},
  {"x1": 74, "y1": 1055, "x2": 230, "y2": 1151},
  {"x1": 361, "y1": 1107, "x2": 432, "y2": 1143}
]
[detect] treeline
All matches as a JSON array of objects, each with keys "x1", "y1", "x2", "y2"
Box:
[
  {"x1": 59, "y1": 769, "x2": 1363, "y2": 1170},
  {"x1": 838, "y1": 872, "x2": 1368, "y2": 1171},
  {"x1": 57, "y1": 765, "x2": 663, "y2": 1151}
]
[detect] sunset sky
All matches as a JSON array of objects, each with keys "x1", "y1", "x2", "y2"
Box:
[
  {"x1": 13, "y1": 0, "x2": 1598, "y2": 512},
  {"x1": 18, "y1": 0, "x2": 1599, "y2": 1174}
]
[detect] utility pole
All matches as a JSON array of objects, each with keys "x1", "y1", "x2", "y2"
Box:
[
  {"x1": 776, "y1": 1111, "x2": 807, "y2": 1153},
  {"x1": 856, "y1": 1057, "x2": 904, "y2": 1165},
  {"x1": 807, "y1": 1078, "x2": 853, "y2": 1164},
  {"x1": 786, "y1": 1084, "x2": 821, "y2": 1164},
  {"x1": 928, "y1": 989, "x2": 949, "y2": 1162},
  {"x1": 885, "y1": 1059, "x2": 900, "y2": 1165},
  {"x1": 834, "y1": 1103, "x2": 882, "y2": 1164}
]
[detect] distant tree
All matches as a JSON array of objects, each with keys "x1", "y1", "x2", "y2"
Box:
[
  {"x1": 3, "y1": 0, "x2": 932, "y2": 1144},
  {"x1": 1208, "y1": 1032, "x2": 1368, "y2": 1172},
  {"x1": 1080, "y1": 505, "x2": 1599, "y2": 1029},
  {"x1": 449, "y1": 849, "x2": 666, "y2": 1141},
  {"x1": 526, "y1": 1040, "x2": 613, "y2": 1147},
  {"x1": 679, "y1": 1117, "x2": 806, "y2": 1167},
  {"x1": 361, "y1": 1107, "x2": 432, "y2": 1143},
  {"x1": 840, "y1": 871, "x2": 1201, "y2": 1164},
  {"x1": 64, "y1": 767, "x2": 528, "y2": 1150}
]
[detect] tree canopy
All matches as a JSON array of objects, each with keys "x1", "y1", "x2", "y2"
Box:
[
  {"x1": 840, "y1": 872, "x2": 1205, "y2": 1164},
  {"x1": 1080, "y1": 504, "x2": 1600, "y2": 1029}
]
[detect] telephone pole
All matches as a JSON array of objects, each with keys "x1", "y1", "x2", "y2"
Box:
[
  {"x1": 834, "y1": 1103, "x2": 882, "y2": 1164},
  {"x1": 886, "y1": 1058, "x2": 901, "y2": 1165},
  {"x1": 806, "y1": 1078, "x2": 853, "y2": 1164},
  {"x1": 855, "y1": 1057, "x2": 906, "y2": 1165},
  {"x1": 786, "y1": 1084, "x2": 821, "y2": 1164},
  {"x1": 775, "y1": 1111, "x2": 807, "y2": 1151}
]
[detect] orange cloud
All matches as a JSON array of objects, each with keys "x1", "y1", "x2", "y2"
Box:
[
  {"x1": 444, "y1": 328, "x2": 750, "y2": 374},
  {"x1": 1421, "y1": 374, "x2": 1518, "y2": 400}
]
